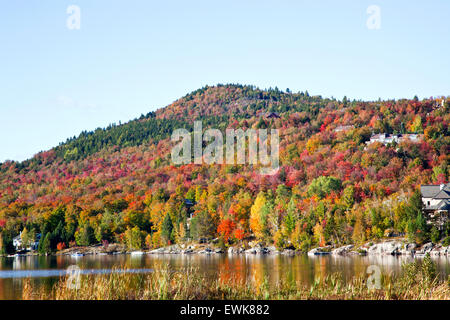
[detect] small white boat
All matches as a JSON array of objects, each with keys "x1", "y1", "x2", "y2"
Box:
[
  {"x1": 130, "y1": 251, "x2": 144, "y2": 256},
  {"x1": 71, "y1": 252, "x2": 84, "y2": 258}
]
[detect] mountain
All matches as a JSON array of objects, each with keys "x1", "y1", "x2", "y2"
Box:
[{"x1": 0, "y1": 84, "x2": 449, "y2": 253}]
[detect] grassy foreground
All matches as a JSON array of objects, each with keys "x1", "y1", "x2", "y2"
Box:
[{"x1": 23, "y1": 257, "x2": 449, "y2": 300}]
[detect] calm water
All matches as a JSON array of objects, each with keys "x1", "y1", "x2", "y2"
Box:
[{"x1": 0, "y1": 254, "x2": 449, "y2": 300}]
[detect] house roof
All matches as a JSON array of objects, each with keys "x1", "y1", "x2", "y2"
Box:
[
  {"x1": 371, "y1": 133, "x2": 386, "y2": 139},
  {"x1": 438, "y1": 200, "x2": 450, "y2": 210},
  {"x1": 421, "y1": 184, "x2": 450, "y2": 198},
  {"x1": 265, "y1": 112, "x2": 280, "y2": 118},
  {"x1": 434, "y1": 189, "x2": 450, "y2": 199},
  {"x1": 334, "y1": 125, "x2": 354, "y2": 132}
]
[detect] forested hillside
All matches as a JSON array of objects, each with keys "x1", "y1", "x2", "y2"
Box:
[{"x1": 0, "y1": 84, "x2": 449, "y2": 254}]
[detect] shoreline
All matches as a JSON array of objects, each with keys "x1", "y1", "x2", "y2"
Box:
[{"x1": 3, "y1": 239, "x2": 449, "y2": 259}]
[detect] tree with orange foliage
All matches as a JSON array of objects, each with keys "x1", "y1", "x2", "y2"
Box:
[{"x1": 217, "y1": 218, "x2": 235, "y2": 243}]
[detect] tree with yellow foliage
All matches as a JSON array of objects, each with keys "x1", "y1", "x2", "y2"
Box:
[
  {"x1": 409, "y1": 115, "x2": 423, "y2": 133},
  {"x1": 250, "y1": 192, "x2": 269, "y2": 241}
]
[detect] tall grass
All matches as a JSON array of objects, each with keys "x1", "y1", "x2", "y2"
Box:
[{"x1": 22, "y1": 257, "x2": 449, "y2": 300}]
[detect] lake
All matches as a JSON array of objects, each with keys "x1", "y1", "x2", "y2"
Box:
[{"x1": 1, "y1": 254, "x2": 449, "y2": 300}]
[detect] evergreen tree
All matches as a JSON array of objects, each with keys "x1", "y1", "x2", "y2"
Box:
[
  {"x1": 430, "y1": 226, "x2": 440, "y2": 244},
  {"x1": 415, "y1": 212, "x2": 429, "y2": 244},
  {"x1": 189, "y1": 210, "x2": 216, "y2": 241},
  {"x1": 39, "y1": 233, "x2": 52, "y2": 254},
  {"x1": 0, "y1": 231, "x2": 15, "y2": 255},
  {"x1": 75, "y1": 223, "x2": 96, "y2": 246},
  {"x1": 125, "y1": 226, "x2": 144, "y2": 249},
  {"x1": 51, "y1": 221, "x2": 66, "y2": 249},
  {"x1": 161, "y1": 213, "x2": 174, "y2": 244},
  {"x1": 283, "y1": 198, "x2": 297, "y2": 236},
  {"x1": 405, "y1": 189, "x2": 426, "y2": 243}
]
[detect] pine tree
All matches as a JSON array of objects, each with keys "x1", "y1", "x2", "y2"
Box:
[
  {"x1": 0, "y1": 231, "x2": 15, "y2": 255},
  {"x1": 415, "y1": 212, "x2": 429, "y2": 244},
  {"x1": 75, "y1": 223, "x2": 95, "y2": 246},
  {"x1": 430, "y1": 226, "x2": 440, "y2": 244},
  {"x1": 39, "y1": 233, "x2": 52, "y2": 254},
  {"x1": 161, "y1": 213, "x2": 174, "y2": 244},
  {"x1": 283, "y1": 198, "x2": 297, "y2": 236}
]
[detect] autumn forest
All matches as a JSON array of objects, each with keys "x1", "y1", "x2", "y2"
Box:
[{"x1": 0, "y1": 84, "x2": 449, "y2": 254}]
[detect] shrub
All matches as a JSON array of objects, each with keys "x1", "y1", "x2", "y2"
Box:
[
  {"x1": 430, "y1": 226, "x2": 440, "y2": 244},
  {"x1": 307, "y1": 176, "x2": 342, "y2": 199}
]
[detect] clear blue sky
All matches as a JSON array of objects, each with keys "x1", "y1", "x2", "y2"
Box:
[{"x1": 0, "y1": 0, "x2": 449, "y2": 162}]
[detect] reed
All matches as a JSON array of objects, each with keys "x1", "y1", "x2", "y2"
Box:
[{"x1": 22, "y1": 258, "x2": 449, "y2": 300}]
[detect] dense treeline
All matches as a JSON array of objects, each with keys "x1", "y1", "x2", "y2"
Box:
[{"x1": 0, "y1": 84, "x2": 449, "y2": 254}]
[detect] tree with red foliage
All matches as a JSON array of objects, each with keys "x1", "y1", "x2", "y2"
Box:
[{"x1": 217, "y1": 218, "x2": 236, "y2": 243}]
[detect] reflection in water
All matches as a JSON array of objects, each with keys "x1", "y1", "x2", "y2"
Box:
[
  {"x1": 0, "y1": 268, "x2": 153, "y2": 279},
  {"x1": 0, "y1": 254, "x2": 448, "y2": 300}
]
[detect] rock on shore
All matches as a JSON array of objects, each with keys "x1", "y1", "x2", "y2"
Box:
[
  {"x1": 431, "y1": 245, "x2": 450, "y2": 256},
  {"x1": 331, "y1": 240, "x2": 449, "y2": 257},
  {"x1": 147, "y1": 240, "x2": 449, "y2": 257},
  {"x1": 331, "y1": 245, "x2": 354, "y2": 255},
  {"x1": 367, "y1": 240, "x2": 404, "y2": 255},
  {"x1": 307, "y1": 246, "x2": 331, "y2": 256}
]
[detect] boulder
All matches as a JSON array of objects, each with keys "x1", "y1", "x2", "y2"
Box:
[
  {"x1": 331, "y1": 245, "x2": 354, "y2": 255},
  {"x1": 349, "y1": 249, "x2": 367, "y2": 255},
  {"x1": 415, "y1": 242, "x2": 434, "y2": 255},
  {"x1": 282, "y1": 249, "x2": 295, "y2": 256},
  {"x1": 367, "y1": 241, "x2": 404, "y2": 255},
  {"x1": 198, "y1": 247, "x2": 213, "y2": 254},
  {"x1": 228, "y1": 246, "x2": 245, "y2": 254},
  {"x1": 150, "y1": 247, "x2": 166, "y2": 254},
  {"x1": 429, "y1": 245, "x2": 447, "y2": 256},
  {"x1": 307, "y1": 247, "x2": 331, "y2": 256},
  {"x1": 399, "y1": 243, "x2": 416, "y2": 255},
  {"x1": 267, "y1": 246, "x2": 280, "y2": 254},
  {"x1": 244, "y1": 246, "x2": 267, "y2": 254},
  {"x1": 423, "y1": 242, "x2": 434, "y2": 251},
  {"x1": 257, "y1": 247, "x2": 269, "y2": 254}
]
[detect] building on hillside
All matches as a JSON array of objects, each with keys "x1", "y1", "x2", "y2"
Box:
[
  {"x1": 12, "y1": 232, "x2": 41, "y2": 251},
  {"x1": 400, "y1": 134, "x2": 422, "y2": 142},
  {"x1": 366, "y1": 133, "x2": 399, "y2": 145},
  {"x1": 265, "y1": 112, "x2": 280, "y2": 119},
  {"x1": 334, "y1": 125, "x2": 354, "y2": 132},
  {"x1": 366, "y1": 133, "x2": 422, "y2": 146},
  {"x1": 12, "y1": 235, "x2": 22, "y2": 250},
  {"x1": 420, "y1": 183, "x2": 450, "y2": 231},
  {"x1": 184, "y1": 199, "x2": 196, "y2": 219}
]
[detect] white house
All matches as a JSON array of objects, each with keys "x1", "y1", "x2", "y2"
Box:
[
  {"x1": 334, "y1": 125, "x2": 354, "y2": 132},
  {"x1": 12, "y1": 234, "x2": 22, "y2": 250},
  {"x1": 366, "y1": 133, "x2": 422, "y2": 146},
  {"x1": 12, "y1": 232, "x2": 41, "y2": 251},
  {"x1": 421, "y1": 183, "x2": 450, "y2": 230}
]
